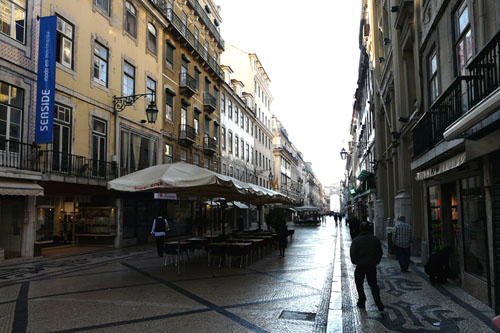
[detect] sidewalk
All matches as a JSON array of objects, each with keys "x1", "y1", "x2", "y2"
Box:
[{"x1": 330, "y1": 226, "x2": 497, "y2": 332}]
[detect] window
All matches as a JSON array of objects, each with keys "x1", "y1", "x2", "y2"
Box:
[
  {"x1": 193, "y1": 153, "x2": 200, "y2": 165},
  {"x1": 164, "y1": 144, "x2": 173, "y2": 163},
  {"x1": 241, "y1": 138, "x2": 244, "y2": 160},
  {"x1": 181, "y1": 106, "x2": 187, "y2": 125},
  {"x1": 56, "y1": 16, "x2": 74, "y2": 69},
  {"x1": 0, "y1": 81, "x2": 23, "y2": 150},
  {"x1": 236, "y1": 169, "x2": 240, "y2": 179},
  {"x1": 165, "y1": 89, "x2": 174, "y2": 121},
  {"x1": 428, "y1": 51, "x2": 439, "y2": 103},
  {"x1": 222, "y1": 163, "x2": 227, "y2": 175},
  {"x1": 240, "y1": 112, "x2": 244, "y2": 128},
  {"x1": 124, "y1": 1, "x2": 137, "y2": 37},
  {"x1": 228, "y1": 130, "x2": 233, "y2": 154},
  {"x1": 146, "y1": 77, "x2": 156, "y2": 108},
  {"x1": 461, "y1": 176, "x2": 487, "y2": 279},
  {"x1": 123, "y1": 61, "x2": 135, "y2": 96},
  {"x1": 165, "y1": 41, "x2": 175, "y2": 68},
  {"x1": 204, "y1": 158, "x2": 209, "y2": 169},
  {"x1": 147, "y1": 23, "x2": 157, "y2": 55},
  {"x1": 92, "y1": 117, "x2": 107, "y2": 177},
  {"x1": 213, "y1": 123, "x2": 218, "y2": 143},
  {"x1": 52, "y1": 103, "x2": 72, "y2": 172},
  {"x1": 93, "y1": 42, "x2": 108, "y2": 86},
  {"x1": 235, "y1": 107, "x2": 239, "y2": 124},
  {"x1": 120, "y1": 129, "x2": 157, "y2": 174},
  {"x1": 195, "y1": 67, "x2": 201, "y2": 91},
  {"x1": 221, "y1": 94, "x2": 225, "y2": 113},
  {"x1": 180, "y1": 149, "x2": 187, "y2": 162},
  {"x1": 228, "y1": 100, "x2": 232, "y2": 119},
  {"x1": 246, "y1": 117, "x2": 249, "y2": 132},
  {"x1": 204, "y1": 116, "x2": 210, "y2": 136},
  {"x1": 204, "y1": 77, "x2": 210, "y2": 93},
  {"x1": 194, "y1": 112, "x2": 199, "y2": 135},
  {"x1": 181, "y1": 12, "x2": 187, "y2": 36},
  {"x1": 0, "y1": 0, "x2": 26, "y2": 43},
  {"x1": 455, "y1": 2, "x2": 472, "y2": 76},
  {"x1": 235, "y1": 135, "x2": 239, "y2": 157},
  {"x1": 203, "y1": 41, "x2": 209, "y2": 59},
  {"x1": 246, "y1": 144, "x2": 249, "y2": 162},
  {"x1": 229, "y1": 166, "x2": 233, "y2": 177},
  {"x1": 194, "y1": 27, "x2": 199, "y2": 47},
  {"x1": 221, "y1": 126, "x2": 226, "y2": 151}
]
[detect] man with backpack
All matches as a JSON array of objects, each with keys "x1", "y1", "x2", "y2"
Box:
[{"x1": 151, "y1": 214, "x2": 170, "y2": 257}]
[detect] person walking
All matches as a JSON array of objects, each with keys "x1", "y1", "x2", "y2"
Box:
[
  {"x1": 350, "y1": 222, "x2": 385, "y2": 312},
  {"x1": 425, "y1": 246, "x2": 453, "y2": 284},
  {"x1": 151, "y1": 214, "x2": 170, "y2": 257},
  {"x1": 393, "y1": 215, "x2": 411, "y2": 272},
  {"x1": 349, "y1": 217, "x2": 361, "y2": 240},
  {"x1": 277, "y1": 220, "x2": 288, "y2": 257},
  {"x1": 334, "y1": 214, "x2": 338, "y2": 227}
]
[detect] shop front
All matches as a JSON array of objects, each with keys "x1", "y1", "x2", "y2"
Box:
[
  {"x1": 421, "y1": 163, "x2": 489, "y2": 305},
  {"x1": 36, "y1": 194, "x2": 117, "y2": 247}
]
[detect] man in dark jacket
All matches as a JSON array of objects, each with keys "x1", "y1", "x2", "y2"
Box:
[{"x1": 350, "y1": 222, "x2": 384, "y2": 311}]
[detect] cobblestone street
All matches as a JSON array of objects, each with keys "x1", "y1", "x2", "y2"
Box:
[{"x1": 0, "y1": 218, "x2": 496, "y2": 332}]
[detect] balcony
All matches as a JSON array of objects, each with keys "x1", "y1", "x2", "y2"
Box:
[
  {"x1": 203, "y1": 135, "x2": 217, "y2": 154},
  {"x1": 152, "y1": 1, "x2": 224, "y2": 80},
  {"x1": 180, "y1": 72, "x2": 198, "y2": 96},
  {"x1": 0, "y1": 138, "x2": 41, "y2": 171},
  {"x1": 186, "y1": 0, "x2": 224, "y2": 49},
  {"x1": 39, "y1": 150, "x2": 117, "y2": 180},
  {"x1": 415, "y1": 30, "x2": 500, "y2": 155},
  {"x1": 412, "y1": 77, "x2": 471, "y2": 157},
  {"x1": 203, "y1": 93, "x2": 217, "y2": 113},
  {"x1": 179, "y1": 124, "x2": 196, "y2": 145}
]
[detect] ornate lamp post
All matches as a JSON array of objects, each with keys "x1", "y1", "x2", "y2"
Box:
[{"x1": 113, "y1": 93, "x2": 159, "y2": 123}]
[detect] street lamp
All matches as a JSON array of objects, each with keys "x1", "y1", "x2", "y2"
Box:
[
  {"x1": 113, "y1": 93, "x2": 159, "y2": 124},
  {"x1": 340, "y1": 148, "x2": 348, "y2": 160}
]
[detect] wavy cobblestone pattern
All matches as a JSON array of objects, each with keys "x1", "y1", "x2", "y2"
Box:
[{"x1": 0, "y1": 218, "x2": 497, "y2": 332}]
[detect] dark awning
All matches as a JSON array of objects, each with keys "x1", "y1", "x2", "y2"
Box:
[{"x1": 357, "y1": 170, "x2": 374, "y2": 182}]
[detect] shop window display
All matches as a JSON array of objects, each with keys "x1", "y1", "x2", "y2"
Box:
[
  {"x1": 461, "y1": 176, "x2": 488, "y2": 279},
  {"x1": 428, "y1": 186, "x2": 442, "y2": 251}
]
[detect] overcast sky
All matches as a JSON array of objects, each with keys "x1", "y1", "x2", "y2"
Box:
[{"x1": 216, "y1": 0, "x2": 361, "y2": 188}]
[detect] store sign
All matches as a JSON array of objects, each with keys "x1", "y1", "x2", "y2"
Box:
[
  {"x1": 35, "y1": 16, "x2": 57, "y2": 143},
  {"x1": 154, "y1": 193, "x2": 177, "y2": 200},
  {"x1": 415, "y1": 152, "x2": 466, "y2": 181}
]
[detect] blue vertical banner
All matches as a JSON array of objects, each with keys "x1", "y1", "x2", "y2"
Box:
[{"x1": 35, "y1": 16, "x2": 57, "y2": 143}]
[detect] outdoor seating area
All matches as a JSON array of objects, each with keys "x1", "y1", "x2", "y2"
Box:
[{"x1": 162, "y1": 228, "x2": 294, "y2": 271}]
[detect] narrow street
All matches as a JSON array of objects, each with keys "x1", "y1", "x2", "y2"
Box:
[{"x1": 0, "y1": 218, "x2": 496, "y2": 332}]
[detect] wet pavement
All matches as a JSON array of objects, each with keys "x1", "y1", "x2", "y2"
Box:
[{"x1": 0, "y1": 217, "x2": 497, "y2": 332}]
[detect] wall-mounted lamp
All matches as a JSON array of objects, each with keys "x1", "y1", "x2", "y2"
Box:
[
  {"x1": 379, "y1": 57, "x2": 385, "y2": 63},
  {"x1": 391, "y1": 6, "x2": 399, "y2": 13},
  {"x1": 340, "y1": 148, "x2": 348, "y2": 160},
  {"x1": 384, "y1": 38, "x2": 392, "y2": 45},
  {"x1": 391, "y1": 131, "x2": 400, "y2": 139},
  {"x1": 113, "y1": 94, "x2": 158, "y2": 124}
]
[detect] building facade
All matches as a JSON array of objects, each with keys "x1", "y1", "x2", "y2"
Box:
[
  {"x1": 0, "y1": 0, "x2": 225, "y2": 259},
  {"x1": 0, "y1": 0, "x2": 42, "y2": 259},
  {"x1": 348, "y1": 0, "x2": 500, "y2": 312},
  {"x1": 221, "y1": 43, "x2": 274, "y2": 189}
]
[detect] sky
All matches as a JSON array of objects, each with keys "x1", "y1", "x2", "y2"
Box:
[{"x1": 216, "y1": 0, "x2": 362, "y2": 187}]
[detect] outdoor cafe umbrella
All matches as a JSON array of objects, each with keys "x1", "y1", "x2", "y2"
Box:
[{"x1": 106, "y1": 162, "x2": 288, "y2": 203}]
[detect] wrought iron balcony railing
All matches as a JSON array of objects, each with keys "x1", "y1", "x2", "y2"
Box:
[
  {"x1": 39, "y1": 150, "x2": 117, "y2": 180},
  {"x1": 413, "y1": 77, "x2": 471, "y2": 157},
  {"x1": 203, "y1": 92, "x2": 217, "y2": 112},
  {"x1": 179, "y1": 124, "x2": 196, "y2": 143},
  {"x1": 186, "y1": 0, "x2": 224, "y2": 48},
  {"x1": 203, "y1": 135, "x2": 217, "y2": 152},
  {"x1": 413, "y1": 29, "x2": 500, "y2": 158},
  {"x1": 0, "y1": 138, "x2": 41, "y2": 171},
  {"x1": 152, "y1": 1, "x2": 224, "y2": 79},
  {"x1": 466, "y1": 30, "x2": 500, "y2": 109},
  {"x1": 180, "y1": 72, "x2": 198, "y2": 95}
]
